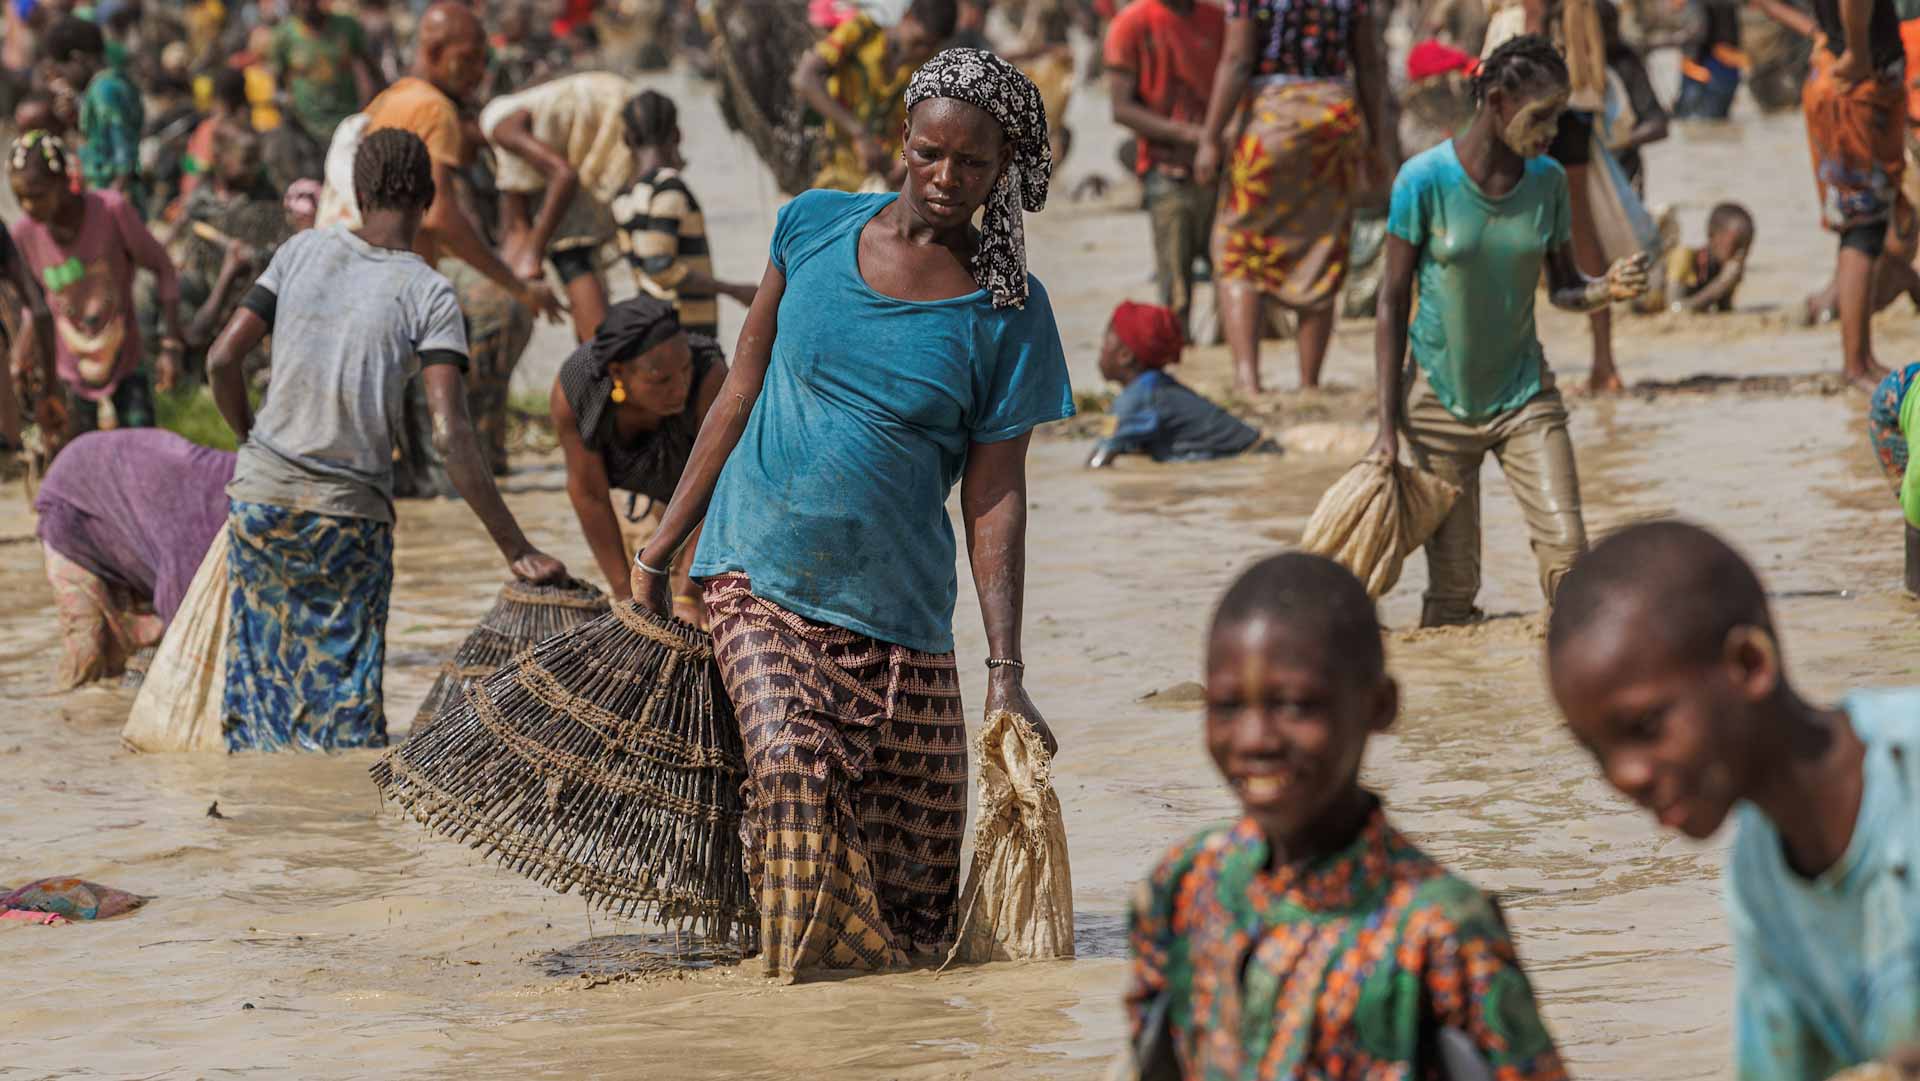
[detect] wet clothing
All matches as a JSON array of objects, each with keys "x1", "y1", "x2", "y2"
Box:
[
  {"x1": 10, "y1": 189, "x2": 178, "y2": 404},
  {"x1": 557, "y1": 333, "x2": 719, "y2": 501},
  {"x1": 35, "y1": 429, "x2": 232, "y2": 688},
  {"x1": 1404, "y1": 367, "x2": 1586, "y2": 621},
  {"x1": 1676, "y1": 0, "x2": 1744, "y2": 120},
  {"x1": 613, "y1": 167, "x2": 719, "y2": 337},
  {"x1": 1104, "y1": 0, "x2": 1226, "y2": 175},
  {"x1": 1658, "y1": 244, "x2": 1739, "y2": 311},
  {"x1": 35, "y1": 429, "x2": 236, "y2": 625},
  {"x1": 229, "y1": 226, "x2": 468, "y2": 523},
  {"x1": 479, "y1": 72, "x2": 634, "y2": 272},
  {"x1": 690, "y1": 190, "x2": 1074, "y2": 655},
  {"x1": 1147, "y1": 171, "x2": 1216, "y2": 319},
  {"x1": 1096, "y1": 370, "x2": 1262, "y2": 462},
  {"x1": 272, "y1": 13, "x2": 367, "y2": 139},
  {"x1": 78, "y1": 69, "x2": 146, "y2": 209},
  {"x1": 1388, "y1": 140, "x2": 1571, "y2": 423},
  {"x1": 223, "y1": 498, "x2": 392, "y2": 751},
  {"x1": 811, "y1": 14, "x2": 914, "y2": 191},
  {"x1": 1868, "y1": 362, "x2": 1920, "y2": 528},
  {"x1": 704, "y1": 574, "x2": 968, "y2": 980},
  {"x1": 1232, "y1": 0, "x2": 1368, "y2": 80},
  {"x1": 1214, "y1": 79, "x2": 1368, "y2": 310},
  {"x1": 1802, "y1": 48, "x2": 1909, "y2": 251},
  {"x1": 1729, "y1": 687, "x2": 1920, "y2": 1080},
  {"x1": 1126, "y1": 803, "x2": 1569, "y2": 1080}
]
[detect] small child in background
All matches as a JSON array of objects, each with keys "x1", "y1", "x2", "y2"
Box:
[
  {"x1": 1548, "y1": 521, "x2": 1920, "y2": 1077},
  {"x1": 1123, "y1": 553, "x2": 1568, "y2": 1079},
  {"x1": 1088, "y1": 301, "x2": 1270, "y2": 468},
  {"x1": 1640, "y1": 202, "x2": 1754, "y2": 314}
]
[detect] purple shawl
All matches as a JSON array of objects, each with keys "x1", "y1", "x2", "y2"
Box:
[{"x1": 34, "y1": 430, "x2": 237, "y2": 623}]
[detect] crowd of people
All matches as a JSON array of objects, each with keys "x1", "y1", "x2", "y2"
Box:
[{"x1": 4, "y1": 0, "x2": 1920, "y2": 1077}]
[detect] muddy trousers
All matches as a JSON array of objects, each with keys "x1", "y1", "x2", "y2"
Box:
[{"x1": 1404, "y1": 379, "x2": 1588, "y2": 625}]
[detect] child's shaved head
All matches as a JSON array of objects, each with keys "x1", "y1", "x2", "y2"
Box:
[
  {"x1": 1548, "y1": 520, "x2": 1771, "y2": 668},
  {"x1": 1213, "y1": 552, "x2": 1384, "y2": 685},
  {"x1": 1708, "y1": 202, "x2": 1755, "y2": 241}
]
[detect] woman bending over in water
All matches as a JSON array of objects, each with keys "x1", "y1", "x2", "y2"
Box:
[
  {"x1": 1369, "y1": 34, "x2": 1647, "y2": 628},
  {"x1": 550, "y1": 295, "x2": 725, "y2": 622}
]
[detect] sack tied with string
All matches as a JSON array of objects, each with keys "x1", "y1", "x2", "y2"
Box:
[
  {"x1": 1300, "y1": 458, "x2": 1460, "y2": 599},
  {"x1": 944, "y1": 710, "x2": 1074, "y2": 966}
]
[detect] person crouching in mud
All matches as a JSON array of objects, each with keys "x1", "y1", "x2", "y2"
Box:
[
  {"x1": 1088, "y1": 300, "x2": 1272, "y2": 468},
  {"x1": 1369, "y1": 35, "x2": 1648, "y2": 628},
  {"x1": 629, "y1": 49, "x2": 1074, "y2": 980}
]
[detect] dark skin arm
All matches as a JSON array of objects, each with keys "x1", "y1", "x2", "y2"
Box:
[
  {"x1": 1680, "y1": 254, "x2": 1747, "y2": 311},
  {"x1": 1105, "y1": 68, "x2": 1204, "y2": 150},
  {"x1": 962, "y1": 431, "x2": 1058, "y2": 756},
  {"x1": 422, "y1": 159, "x2": 564, "y2": 322},
  {"x1": 1608, "y1": 49, "x2": 1669, "y2": 152},
  {"x1": 186, "y1": 242, "x2": 257, "y2": 348},
  {"x1": 489, "y1": 108, "x2": 580, "y2": 280},
  {"x1": 792, "y1": 48, "x2": 891, "y2": 176},
  {"x1": 1195, "y1": 15, "x2": 1258, "y2": 184},
  {"x1": 207, "y1": 307, "x2": 266, "y2": 442},
  {"x1": 632, "y1": 261, "x2": 785, "y2": 606},
  {"x1": 1753, "y1": 0, "x2": 1817, "y2": 38},
  {"x1": 1545, "y1": 241, "x2": 1647, "y2": 312},
  {"x1": 423, "y1": 362, "x2": 567, "y2": 582},
  {"x1": 5, "y1": 241, "x2": 54, "y2": 392},
  {"x1": 1833, "y1": 0, "x2": 1874, "y2": 82},
  {"x1": 1351, "y1": 9, "x2": 1400, "y2": 191}
]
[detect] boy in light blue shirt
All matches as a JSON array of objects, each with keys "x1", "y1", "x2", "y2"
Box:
[{"x1": 1544, "y1": 519, "x2": 1920, "y2": 1080}]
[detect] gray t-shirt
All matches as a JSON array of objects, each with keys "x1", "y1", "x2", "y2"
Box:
[{"x1": 227, "y1": 226, "x2": 469, "y2": 523}]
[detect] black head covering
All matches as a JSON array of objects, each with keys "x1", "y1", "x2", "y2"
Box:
[{"x1": 589, "y1": 295, "x2": 683, "y2": 378}]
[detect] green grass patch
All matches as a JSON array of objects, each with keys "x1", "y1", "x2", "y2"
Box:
[{"x1": 156, "y1": 384, "x2": 239, "y2": 451}]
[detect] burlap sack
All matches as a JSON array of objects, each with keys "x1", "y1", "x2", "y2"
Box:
[
  {"x1": 120, "y1": 527, "x2": 230, "y2": 753},
  {"x1": 1300, "y1": 459, "x2": 1460, "y2": 598},
  {"x1": 943, "y1": 710, "x2": 1074, "y2": 966}
]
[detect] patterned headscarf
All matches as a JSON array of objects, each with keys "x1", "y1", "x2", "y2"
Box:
[{"x1": 903, "y1": 48, "x2": 1051, "y2": 310}]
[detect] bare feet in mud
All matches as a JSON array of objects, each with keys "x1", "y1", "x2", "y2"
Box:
[
  {"x1": 1847, "y1": 363, "x2": 1890, "y2": 392},
  {"x1": 1587, "y1": 369, "x2": 1626, "y2": 394}
]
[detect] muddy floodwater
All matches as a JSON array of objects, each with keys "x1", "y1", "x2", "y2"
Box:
[{"x1": 5, "y1": 68, "x2": 1920, "y2": 1080}]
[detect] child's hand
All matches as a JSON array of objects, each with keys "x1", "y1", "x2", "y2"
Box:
[{"x1": 1605, "y1": 252, "x2": 1651, "y2": 301}]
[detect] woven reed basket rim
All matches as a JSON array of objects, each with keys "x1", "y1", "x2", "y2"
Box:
[{"x1": 498, "y1": 577, "x2": 609, "y2": 610}]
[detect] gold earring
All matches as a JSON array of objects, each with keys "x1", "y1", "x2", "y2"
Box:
[{"x1": 610, "y1": 378, "x2": 627, "y2": 404}]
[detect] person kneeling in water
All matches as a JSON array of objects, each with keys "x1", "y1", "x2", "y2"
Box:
[{"x1": 1088, "y1": 300, "x2": 1273, "y2": 468}]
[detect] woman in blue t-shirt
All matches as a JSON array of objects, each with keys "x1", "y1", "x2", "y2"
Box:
[
  {"x1": 1368, "y1": 35, "x2": 1647, "y2": 628},
  {"x1": 629, "y1": 49, "x2": 1075, "y2": 981}
]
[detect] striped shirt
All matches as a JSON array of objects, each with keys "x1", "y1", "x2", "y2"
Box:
[{"x1": 611, "y1": 167, "x2": 716, "y2": 337}]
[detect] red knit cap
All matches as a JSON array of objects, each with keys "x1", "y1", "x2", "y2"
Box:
[{"x1": 1110, "y1": 300, "x2": 1183, "y2": 370}]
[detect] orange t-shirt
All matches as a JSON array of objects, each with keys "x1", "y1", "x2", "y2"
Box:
[
  {"x1": 1903, "y1": 17, "x2": 1920, "y2": 125},
  {"x1": 1103, "y1": 0, "x2": 1226, "y2": 175},
  {"x1": 361, "y1": 77, "x2": 469, "y2": 261}
]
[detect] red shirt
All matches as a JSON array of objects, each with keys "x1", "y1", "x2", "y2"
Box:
[{"x1": 1103, "y1": 0, "x2": 1226, "y2": 175}]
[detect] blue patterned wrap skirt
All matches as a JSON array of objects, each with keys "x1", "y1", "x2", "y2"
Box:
[{"x1": 222, "y1": 499, "x2": 394, "y2": 752}]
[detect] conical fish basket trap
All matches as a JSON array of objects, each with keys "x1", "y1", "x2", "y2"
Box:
[
  {"x1": 372, "y1": 602, "x2": 756, "y2": 944},
  {"x1": 413, "y1": 578, "x2": 611, "y2": 732},
  {"x1": 711, "y1": 0, "x2": 819, "y2": 195}
]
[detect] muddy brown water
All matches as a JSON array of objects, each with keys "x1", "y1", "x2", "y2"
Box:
[{"x1": 5, "y1": 68, "x2": 1920, "y2": 1079}]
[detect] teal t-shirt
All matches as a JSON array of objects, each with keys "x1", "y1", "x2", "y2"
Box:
[
  {"x1": 1387, "y1": 140, "x2": 1572, "y2": 423},
  {"x1": 1726, "y1": 687, "x2": 1920, "y2": 1081},
  {"x1": 691, "y1": 191, "x2": 1075, "y2": 654}
]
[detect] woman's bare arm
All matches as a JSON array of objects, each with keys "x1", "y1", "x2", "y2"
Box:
[
  {"x1": 1195, "y1": 16, "x2": 1257, "y2": 184},
  {"x1": 207, "y1": 308, "x2": 269, "y2": 442},
  {"x1": 1368, "y1": 235, "x2": 1419, "y2": 461},
  {"x1": 632, "y1": 262, "x2": 784, "y2": 610},
  {"x1": 962, "y1": 431, "x2": 1057, "y2": 756},
  {"x1": 551, "y1": 377, "x2": 634, "y2": 599}
]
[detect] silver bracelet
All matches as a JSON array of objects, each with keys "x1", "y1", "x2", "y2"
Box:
[
  {"x1": 633, "y1": 553, "x2": 670, "y2": 577},
  {"x1": 985, "y1": 657, "x2": 1025, "y2": 671}
]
